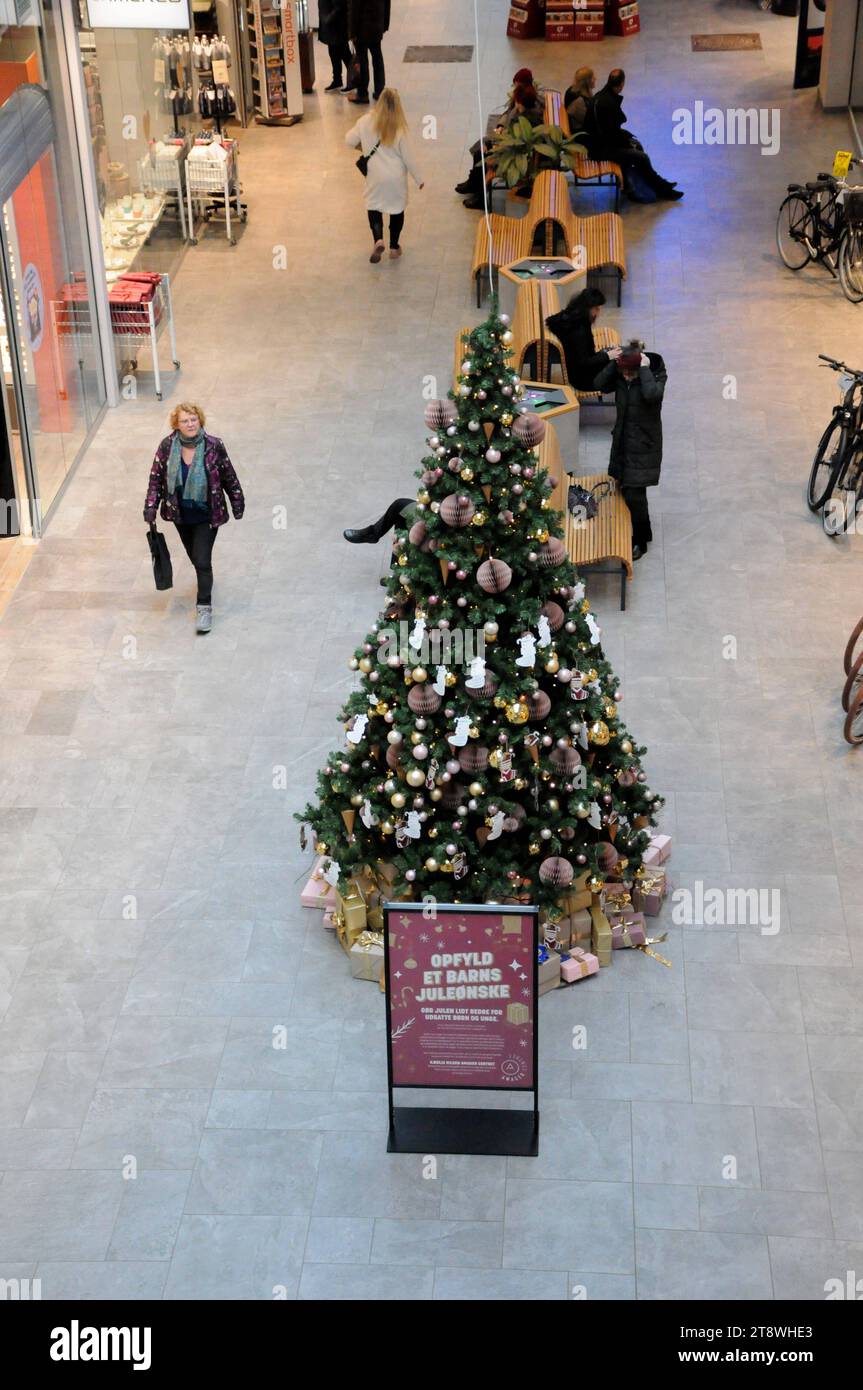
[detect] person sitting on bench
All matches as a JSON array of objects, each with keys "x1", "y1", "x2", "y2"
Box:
[
  {"x1": 545, "y1": 287, "x2": 620, "y2": 392},
  {"x1": 455, "y1": 71, "x2": 544, "y2": 210},
  {"x1": 592, "y1": 69, "x2": 683, "y2": 203}
]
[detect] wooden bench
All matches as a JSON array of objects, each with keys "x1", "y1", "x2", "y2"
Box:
[
  {"x1": 564, "y1": 472, "x2": 633, "y2": 610},
  {"x1": 506, "y1": 281, "x2": 622, "y2": 396},
  {"x1": 544, "y1": 90, "x2": 623, "y2": 212},
  {"x1": 471, "y1": 180, "x2": 627, "y2": 306}
]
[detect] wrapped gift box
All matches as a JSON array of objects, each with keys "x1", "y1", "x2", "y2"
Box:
[
  {"x1": 349, "y1": 930, "x2": 385, "y2": 982},
  {"x1": 632, "y1": 869, "x2": 667, "y2": 917},
  {"x1": 322, "y1": 908, "x2": 336, "y2": 931},
  {"x1": 590, "y1": 904, "x2": 613, "y2": 967},
  {"x1": 560, "y1": 947, "x2": 599, "y2": 982},
  {"x1": 507, "y1": 1002, "x2": 530, "y2": 1025},
  {"x1": 539, "y1": 951, "x2": 561, "y2": 995},
  {"x1": 574, "y1": 7, "x2": 605, "y2": 40},
  {"x1": 570, "y1": 909, "x2": 592, "y2": 946},
  {"x1": 642, "y1": 844, "x2": 663, "y2": 867},
  {"x1": 301, "y1": 858, "x2": 337, "y2": 910},
  {"x1": 649, "y1": 834, "x2": 672, "y2": 863},
  {"x1": 611, "y1": 913, "x2": 647, "y2": 949},
  {"x1": 335, "y1": 881, "x2": 369, "y2": 953},
  {"x1": 606, "y1": 1, "x2": 640, "y2": 37},
  {"x1": 562, "y1": 887, "x2": 593, "y2": 914}
]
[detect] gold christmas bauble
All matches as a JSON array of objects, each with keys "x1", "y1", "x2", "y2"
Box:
[
  {"x1": 544, "y1": 655, "x2": 559, "y2": 674},
  {"x1": 445, "y1": 672, "x2": 457, "y2": 687},
  {"x1": 586, "y1": 668, "x2": 598, "y2": 683},
  {"x1": 417, "y1": 489, "x2": 430, "y2": 504},
  {"x1": 358, "y1": 657, "x2": 372, "y2": 673},
  {"x1": 501, "y1": 412, "x2": 513, "y2": 425},
  {"x1": 441, "y1": 859, "x2": 453, "y2": 873},
  {"x1": 588, "y1": 875, "x2": 604, "y2": 894},
  {"x1": 468, "y1": 724, "x2": 480, "y2": 738},
  {"x1": 412, "y1": 666, "x2": 428, "y2": 682},
  {"x1": 317, "y1": 841, "x2": 329, "y2": 854},
  {"x1": 468, "y1": 781, "x2": 483, "y2": 797},
  {"x1": 604, "y1": 701, "x2": 618, "y2": 719},
  {"x1": 460, "y1": 466, "x2": 474, "y2": 482},
  {"x1": 430, "y1": 787, "x2": 443, "y2": 801},
  {"x1": 425, "y1": 857, "x2": 439, "y2": 871},
  {"x1": 391, "y1": 792, "x2": 406, "y2": 809},
  {"x1": 493, "y1": 695, "x2": 507, "y2": 708},
  {"x1": 528, "y1": 841, "x2": 540, "y2": 855},
  {"x1": 514, "y1": 777, "x2": 527, "y2": 790},
  {"x1": 488, "y1": 748, "x2": 502, "y2": 769},
  {"x1": 574, "y1": 802, "x2": 590, "y2": 818},
  {"x1": 410, "y1": 731, "x2": 422, "y2": 744},
  {"x1": 620, "y1": 739, "x2": 633, "y2": 755},
  {"x1": 580, "y1": 599, "x2": 591, "y2": 614},
  {"x1": 375, "y1": 702, "x2": 389, "y2": 715},
  {"x1": 381, "y1": 821, "x2": 394, "y2": 835},
  {"x1": 506, "y1": 702, "x2": 529, "y2": 725},
  {"x1": 471, "y1": 511, "x2": 487, "y2": 527},
  {"x1": 351, "y1": 793, "x2": 364, "y2": 806},
  {"x1": 398, "y1": 554, "x2": 408, "y2": 567},
  {"x1": 589, "y1": 720, "x2": 610, "y2": 746},
  {"x1": 428, "y1": 827, "x2": 438, "y2": 839},
  {"x1": 406, "y1": 768, "x2": 425, "y2": 787}
]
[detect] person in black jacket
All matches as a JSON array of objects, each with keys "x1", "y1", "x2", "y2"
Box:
[
  {"x1": 347, "y1": 0, "x2": 390, "y2": 105},
  {"x1": 593, "y1": 341, "x2": 667, "y2": 559},
  {"x1": 319, "y1": 0, "x2": 353, "y2": 92},
  {"x1": 593, "y1": 70, "x2": 682, "y2": 203},
  {"x1": 545, "y1": 287, "x2": 618, "y2": 393}
]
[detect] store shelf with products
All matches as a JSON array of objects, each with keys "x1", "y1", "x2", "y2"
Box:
[{"x1": 246, "y1": 0, "x2": 302, "y2": 124}]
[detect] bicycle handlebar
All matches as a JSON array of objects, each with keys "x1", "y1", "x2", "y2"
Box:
[{"x1": 819, "y1": 354, "x2": 863, "y2": 378}]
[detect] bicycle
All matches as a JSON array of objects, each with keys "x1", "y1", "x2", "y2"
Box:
[
  {"x1": 776, "y1": 162, "x2": 863, "y2": 303},
  {"x1": 806, "y1": 356, "x2": 863, "y2": 517}
]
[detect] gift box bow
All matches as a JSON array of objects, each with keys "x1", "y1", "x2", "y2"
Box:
[{"x1": 353, "y1": 930, "x2": 384, "y2": 952}]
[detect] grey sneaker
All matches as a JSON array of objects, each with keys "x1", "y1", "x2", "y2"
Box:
[{"x1": 196, "y1": 605, "x2": 213, "y2": 633}]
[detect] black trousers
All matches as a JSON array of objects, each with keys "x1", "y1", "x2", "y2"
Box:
[
  {"x1": 175, "y1": 522, "x2": 217, "y2": 604},
  {"x1": 621, "y1": 148, "x2": 674, "y2": 196},
  {"x1": 368, "y1": 210, "x2": 404, "y2": 247},
  {"x1": 356, "y1": 38, "x2": 385, "y2": 99},
  {"x1": 327, "y1": 41, "x2": 353, "y2": 84},
  {"x1": 621, "y1": 487, "x2": 652, "y2": 547}
]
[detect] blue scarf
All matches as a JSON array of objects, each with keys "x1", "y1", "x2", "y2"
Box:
[{"x1": 167, "y1": 430, "x2": 207, "y2": 507}]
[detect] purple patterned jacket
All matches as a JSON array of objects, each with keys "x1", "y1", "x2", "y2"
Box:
[{"x1": 143, "y1": 431, "x2": 245, "y2": 527}]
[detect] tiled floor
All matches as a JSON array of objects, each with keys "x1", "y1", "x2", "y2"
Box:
[{"x1": 1, "y1": 0, "x2": 863, "y2": 1300}]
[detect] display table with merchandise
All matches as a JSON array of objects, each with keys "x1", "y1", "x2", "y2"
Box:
[{"x1": 101, "y1": 194, "x2": 168, "y2": 284}]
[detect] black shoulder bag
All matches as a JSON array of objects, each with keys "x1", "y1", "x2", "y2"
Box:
[
  {"x1": 568, "y1": 478, "x2": 613, "y2": 521},
  {"x1": 356, "y1": 140, "x2": 381, "y2": 177}
]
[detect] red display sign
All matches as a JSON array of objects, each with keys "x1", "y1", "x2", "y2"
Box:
[{"x1": 386, "y1": 903, "x2": 537, "y2": 1090}]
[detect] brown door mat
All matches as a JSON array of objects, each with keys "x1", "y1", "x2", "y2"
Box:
[
  {"x1": 403, "y1": 45, "x2": 474, "y2": 63},
  {"x1": 691, "y1": 33, "x2": 763, "y2": 51}
]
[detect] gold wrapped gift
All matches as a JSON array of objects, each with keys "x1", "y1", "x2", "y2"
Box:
[
  {"x1": 335, "y1": 881, "x2": 368, "y2": 954},
  {"x1": 562, "y1": 889, "x2": 592, "y2": 914},
  {"x1": 366, "y1": 905, "x2": 384, "y2": 932},
  {"x1": 589, "y1": 903, "x2": 613, "y2": 967},
  {"x1": 349, "y1": 929, "x2": 385, "y2": 982}
]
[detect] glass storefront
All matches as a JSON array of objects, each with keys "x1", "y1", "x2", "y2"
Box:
[{"x1": 0, "y1": 0, "x2": 106, "y2": 537}]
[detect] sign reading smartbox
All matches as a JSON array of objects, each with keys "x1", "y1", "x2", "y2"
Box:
[{"x1": 86, "y1": 0, "x2": 191, "y2": 30}]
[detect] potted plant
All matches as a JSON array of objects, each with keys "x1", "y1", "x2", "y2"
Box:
[{"x1": 490, "y1": 118, "x2": 587, "y2": 195}]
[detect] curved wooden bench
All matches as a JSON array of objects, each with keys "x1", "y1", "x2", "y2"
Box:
[
  {"x1": 471, "y1": 215, "x2": 532, "y2": 306},
  {"x1": 535, "y1": 419, "x2": 566, "y2": 515},
  {"x1": 564, "y1": 471, "x2": 633, "y2": 610},
  {"x1": 545, "y1": 89, "x2": 622, "y2": 212}
]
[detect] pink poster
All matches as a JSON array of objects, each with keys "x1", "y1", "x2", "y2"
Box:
[{"x1": 386, "y1": 905, "x2": 537, "y2": 1090}]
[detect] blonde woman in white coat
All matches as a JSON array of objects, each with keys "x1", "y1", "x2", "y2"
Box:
[{"x1": 346, "y1": 88, "x2": 424, "y2": 262}]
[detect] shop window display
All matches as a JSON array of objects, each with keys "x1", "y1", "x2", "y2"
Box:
[{"x1": 0, "y1": 3, "x2": 105, "y2": 536}]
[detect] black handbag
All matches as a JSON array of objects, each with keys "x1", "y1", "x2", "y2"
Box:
[
  {"x1": 568, "y1": 479, "x2": 613, "y2": 520},
  {"x1": 356, "y1": 139, "x2": 380, "y2": 177},
  {"x1": 147, "y1": 523, "x2": 173, "y2": 590}
]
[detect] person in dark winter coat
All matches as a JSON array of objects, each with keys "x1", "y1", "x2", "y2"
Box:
[
  {"x1": 593, "y1": 342, "x2": 667, "y2": 559},
  {"x1": 319, "y1": 0, "x2": 353, "y2": 91},
  {"x1": 592, "y1": 70, "x2": 682, "y2": 203},
  {"x1": 347, "y1": 0, "x2": 391, "y2": 104},
  {"x1": 545, "y1": 286, "x2": 615, "y2": 393}
]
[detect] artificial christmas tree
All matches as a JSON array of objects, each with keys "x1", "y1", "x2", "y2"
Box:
[{"x1": 297, "y1": 307, "x2": 663, "y2": 923}]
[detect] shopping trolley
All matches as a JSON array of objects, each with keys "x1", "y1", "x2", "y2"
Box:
[
  {"x1": 109, "y1": 272, "x2": 180, "y2": 400},
  {"x1": 139, "y1": 138, "x2": 191, "y2": 241},
  {"x1": 185, "y1": 141, "x2": 246, "y2": 245}
]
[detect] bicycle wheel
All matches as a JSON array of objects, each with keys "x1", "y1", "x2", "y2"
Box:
[
  {"x1": 838, "y1": 227, "x2": 863, "y2": 303},
  {"x1": 844, "y1": 614, "x2": 863, "y2": 674},
  {"x1": 776, "y1": 194, "x2": 815, "y2": 270},
  {"x1": 842, "y1": 651, "x2": 863, "y2": 710},
  {"x1": 807, "y1": 415, "x2": 848, "y2": 511},
  {"x1": 843, "y1": 683, "x2": 863, "y2": 744}
]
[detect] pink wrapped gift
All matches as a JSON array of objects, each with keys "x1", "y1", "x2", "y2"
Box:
[
  {"x1": 642, "y1": 844, "x2": 662, "y2": 866},
  {"x1": 648, "y1": 833, "x2": 672, "y2": 863},
  {"x1": 322, "y1": 908, "x2": 337, "y2": 930},
  {"x1": 300, "y1": 858, "x2": 337, "y2": 910},
  {"x1": 632, "y1": 869, "x2": 666, "y2": 917},
  {"x1": 611, "y1": 913, "x2": 647, "y2": 949},
  {"x1": 560, "y1": 948, "x2": 599, "y2": 982}
]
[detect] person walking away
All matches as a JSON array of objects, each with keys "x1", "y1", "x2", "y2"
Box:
[
  {"x1": 593, "y1": 69, "x2": 682, "y2": 202},
  {"x1": 347, "y1": 0, "x2": 390, "y2": 104},
  {"x1": 545, "y1": 287, "x2": 615, "y2": 393},
  {"x1": 346, "y1": 88, "x2": 423, "y2": 262},
  {"x1": 564, "y1": 66, "x2": 597, "y2": 152},
  {"x1": 319, "y1": 0, "x2": 353, "y2": 92},
  {"x1": 593, "y1": 341, "x2": 666, "y2": 560},
  {"x1": 143, "y1": 403, "x2": 245, "y2": 632}
]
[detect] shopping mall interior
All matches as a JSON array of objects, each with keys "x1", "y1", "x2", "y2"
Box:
[{"x1": 2, "y1": 0, "x2": 863, "y2": 1313}]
